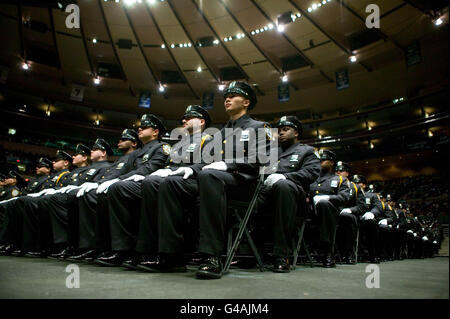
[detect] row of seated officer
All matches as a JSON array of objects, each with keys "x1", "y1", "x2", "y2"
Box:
[{"x1": 0, "y1": 81, "x2": 440, "y2": 279}]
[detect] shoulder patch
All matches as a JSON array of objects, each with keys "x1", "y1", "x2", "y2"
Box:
[
  {"x1": 162, "y1": 144, "x2": 171, "y2": 155},
  {"x1": 264, "y1": 124, "x2": 273, "y2": 141},
  {"x1": 12, "y1": 189, "x2": 19, "y2": 197}
]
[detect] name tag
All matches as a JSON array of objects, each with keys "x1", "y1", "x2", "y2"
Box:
[
  {"x1": 71, "y1": 173, "x2": 78, "y2": 180},
  {"x1": 32, "y1": 182, "x2": 38, "y2": 187},
  {"x1": 240, "y1": 130, "x2": 250, "y2": 142},
  {"x1": 290, "y1": 155, "x2": 299, "y2": 162},
  {"x1": 116, "y1": 162, "x2": 125, "y2": 170},
  {"x1": 366, "y1": 198, "x2": 371, "y2": 205},
  {"x1": 52, "y1": 176, "x2": 58, "y2": 182},
  {"x1": 87, "y1": 169, "x2": 96, "y2": 176},
  {"x1": 331, "y1": 180, "x2": 338, "y2": 188},
  {"x1": 187, "y1": 143, "x2": 196, "y2": 153},
  {"x1": 142, "y1": 154, "x2": 149, "y2": 162},
  {"x1": 349, "y1": 189, "x2": 353, "y2": 196}
]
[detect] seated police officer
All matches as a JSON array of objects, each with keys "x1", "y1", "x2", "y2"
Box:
[
  {"x1": 257, "y1": 115, "x2": 320, "y2": 272},
  {"x1": 336, "y1": 163, "x2": 365, "y2": 264},
  {"x1": 94, "y1": 115, "x2": 169, "y2": 266},
  {"x1": 123, "y1": 105, "x2": 212, "y2": 270},
  {"x1": 0, "y1": 158, "x2": 52, "y2": 252},
  {"x1": 43, "y1": 140, "x2": 113, "y2": 259},
  {"x1": 23, "y1": 141, "x2": 112, "y2": 258},
  {"x1": 6, "y1": 150, "x2": 74, "y2": 256},
  {"x1": 309, "y1": 150, "x2": 349, "y2": 268},
  {"x1": 359, "y1": 181, "x2": 383, "y2": 263},
  {"x1": 66, "y1": 129, "x2": 141, "y2": 262}
]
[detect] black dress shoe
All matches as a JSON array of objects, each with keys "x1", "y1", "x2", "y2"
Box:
[
  {"x1": 0, "y1": 244, "x2": 16, "y2": 256},
  {"x1": 136, "y1": 255, "x2": 161, "y2": 272},
  {"x1": 122, "y1": 254, "x2": 149, "y2": 270},
  {"x1": 94, "y1": 251, "x2": 129, "y2": 266},
  {"x1": 196, "y1": 257, "x2": 223, "y2": 279},
  {"x1": 48, "y1": 247, "x2": 75, "y2": 260},
  {"x1": 25, "y1": 251, "x2": 48, "y2": 258},
  {"x1": 66, "y1": 249, "x2": 99, "y2": 262},
  {"x1": 322, "y1": 255, "x2": 336, "y2": 268},
  {"x1": 272, "y1": 257, "x2": 290, "y2": 273},
  {"x1": 11, "y1": 249, "x2": 25, "y2": 257},
  {"x1": 344, "y1": 255, "x2": 356, "y2": 265}
]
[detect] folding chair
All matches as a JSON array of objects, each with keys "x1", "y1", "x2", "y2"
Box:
[
  {"x1": 292, "y1": 218, "x2": 314, "y2": 269},
  {"x1": 222, "y1": 172, "x2": 265, "y2": 274}
]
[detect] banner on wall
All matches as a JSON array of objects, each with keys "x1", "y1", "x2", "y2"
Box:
[
  {"x1": 138, "y1": 92, "x2": 151, "y2": 108},
  {"x1": 70, "y1": 84, "x2": 85, "y2": 102},
  {"x1": 278, "y1": 83, "x2": 290, "y2": 102},
  {"x1": 335, "y1": 69, "x2": 349, "y2": 91}
]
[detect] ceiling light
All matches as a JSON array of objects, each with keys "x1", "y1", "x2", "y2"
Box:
[
  {"x1": 428, "y1": 130, "x2": 433, "y2": 137},
  {"x1": 312, "y1": 4, "x2": 317, "y2": 10},
  {"x1": 370, "y1": 142, "x2": 374, "y2": 149},
  {"x1": 268, "y1": 23, "x2": 274, "y2": 29},
  {"x1": 277, "y1": 24, "x2": 285, "y2": 32},
  {"x1": 188, "y1": 43, "x2": 192, "y2": 47},
  {"x1": 124, "y1": 0, "x2": 136, "y2": 6},
  {"x1": 282, "y1": 74, "x2": 288, "y2": 82},
  {"x1": 308, "y1": 7, "x2": 312, "y2": 12},
  {"x1": 94, "y1": 76, "x2": 100, "y2": 85},
  {"x1": 349, "y1": 55, "x2": 357, "y2": 63},
  {"x1": 170, "y1": 44, "x2": 175, "y2": 48},
  {"x1": 218, "y1": 84, "x2": 225, "y2": 91},
  {"x1": 318, "y1": 3, "x2": 322, "y2": 7},
  {"x1": 213, "y1": 39, "x2": 219, "y2": 44},
  {"x1": 255, "y1": 29, "x2": 260, "y2": 34},
  {"x1": 224, "y1": 38, "x2": 228, "y2": 42},
  {"x1": 22, "y1": 62, "x2": 29, "y2": 70},
  {"x1": 296, "y1": 13, "x2": 301, "y2": 17},
  {"x1": 236, "y1": 33, "x2": 241, "y2": 39},
  {"x1": 259, "y1": 28, "x2": 264, "y2": 32},
  {"x1": 147, "y1": 0, "x2": 156, "y2": 4},
  {"x1": 197, "y1": 66, "x2": 202, "y2": 72},
  {"x1": 434, "y1": 18, "x2": 443, "y2": 26},
  {"x1": 161, "y1": 44, "x2": 165, "y2": 48},
  {"x1": 264, "y1": 26, "x2": 268, "y2": 31},
  {"x1": 92, "y1": 38, "x2": 97, "y2": 44},
  {"x1": 228, "y1": 36, "x2": 232, "y2": 41},
  {"x1": 159, "y1": 85, "x2": 165, "y2": 92}
]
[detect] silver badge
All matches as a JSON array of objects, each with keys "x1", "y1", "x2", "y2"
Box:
[
  {"x1": 116, "y1": 162, "x2": 125, "y2": 170},
  {"x1": 142, "y1": 154, "x2": 149, "y2": 162},
  {"x1": 187, "y1": 143, "x2": 196, "y2": 153},
  {"x1": 290, "y1": 155, "x2": 299, "y2": 162},
  {"x1": 87, "y1": 169, "x2": 96, "y2": 176},
  {"x1": 240, "y1": 130, "x2": 250, "y2": 142},
  {"x1": 331, "y1": 180, "x2": 338, "y2": 188}
]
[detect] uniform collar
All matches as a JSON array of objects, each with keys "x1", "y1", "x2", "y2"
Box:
[{"x1": 226, "y1": 113, "x2": 250, "y2": 128}]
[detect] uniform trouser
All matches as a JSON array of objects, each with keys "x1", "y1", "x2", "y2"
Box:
[
  {"x1": 21, "y1": 196, "x2": 53, "y2": 252},
  {"x1": 314, "y1": 200, "x2": 339, "y2": 251},
  {"x1": 0, "y1": 199, "x2": 21, "y2": 246},
  {"x1": 45, "y1": 190, "x2": 79, "y2": 247},
  {"x1": 257, "y1": 180, "x2": 306, "y2": 258},
  {"x1": 378, "y1": 224, "x2": 394, "y2": 258},
  {"x1": 359, "y1": 219, "x2": 379, "y2": 258},
  {"x1": 337, "y1": 212, "x2": 359, "y2": 257},
  {"x1": 107, "y1": 180, "x2": 143, "y2": 251},
  {"x1": 77, "y1": 190, "x2": 110, "y2": 250},
  {"x1": 138, "y1": 175, "x2": 198, "y2": 255},
  {"x1": 197, "y1": 170, "x2": 254, "y2": 257}
]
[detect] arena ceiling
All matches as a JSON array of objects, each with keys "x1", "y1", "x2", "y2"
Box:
[{"x1": 0, "y1": 0, "x2": 448, "y2": 147}]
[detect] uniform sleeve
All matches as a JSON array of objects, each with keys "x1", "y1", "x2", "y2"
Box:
[
  {"x1": 370, "y1": 196, "x2": 384, "y2": 219},
  {"x1": 349, "y1": 185, "x2": 366, "y2": 217},
  {"x1": 91, "y1": 163, "x2": 112, "y2": 182},
  {"x1": 119, "y1": 145, "x2": 168, "y2": 179},
  {"x1": 283, "y1": 148, "x2": 320, "y2": 191},
  {"x1": 226, "y1": 122, "x2": 268, "y2": 176},
  {"x1": 190, "y1": 135, "x2": 214, "y2": 175},
  {"x1": 329, "y1": 177, "x2": 350, "y2": 208}
]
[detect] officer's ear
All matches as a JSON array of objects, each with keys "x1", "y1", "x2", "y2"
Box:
[{"x1": 242, "y1": 98, "x2": 250, "y2": 109}]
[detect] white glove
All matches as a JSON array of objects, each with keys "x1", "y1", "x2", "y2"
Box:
[
  {"x1": 433, "y1": 241, "x2": 437, "y2": 244},
  {"x1": 339, "y1": 208, "x2": 352, "y2": 215},
  {"x1": 422, "y1": 236, "x2": 428, "y2": 241},
  {"x1": 362, "y1": 212, "x2": 375, "y2": 220},
  {"x1": 124, "y1": 174, "x2": 146, "y2": 182},
  {"x1": 96, "y1": 178, "x2": 119, "y2": 194},
  {"x1": 264, "y1": 174, "x2": 286, "y2": 187},
  {"x1": 202, "y1": 161, "x2": 227, "y2": 171},
  {"x1": 396, "y1": 225, "x2": 399, "y2": 229},
  {"x1": 407, "y1": 230, "x2": 414, "y2": 234},
  {"x1": 0, "y1": 197, "x2": 18, "y2": 204},
  {"x1": 313, "y1": 195, "x2": 330, "y2": 205},
  {"x1": 171, "y1": 167, "x2": 194, "y2": 179},
  {"x1": 413, "y1": 233, "x2": 417, "y2": 237},
  {"x1": 60, "y1": 185, "x2": 80, "y2": 194},
  {"x1": 41, "y1": 188, "x2": 56, "y2": 195},
  {"x1": 76, "y1": 182, "x2": 99, "y2": 197},
  {"x1": 27, "y1": 191, "x2": 44, "y2": 197},
  {"x1": 150, "y1": 169, "x2": 174, "y2": 178},
  {"x1": 378, "y1": 219, "x2": 388, "y2": 226}
]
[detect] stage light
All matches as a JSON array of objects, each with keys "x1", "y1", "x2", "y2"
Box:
[
  {"x1": 434, "y1": 18, "x2": 443, "y2": 26},
  {"x1": 159, "y1": 84, "x2": 165, "y2": 92},
  {"x1": 22, "y1": 62, "x2": 29, "y2": 70},
  {"x1": 218, "y1": 84, "x2": 225, "y2": 91},
  {"x1": 277, "y1": 24, "x2": 285, "y2": 32},
  {"x1": 92, "y1": 38, "x2": 97, "y2": 44},
  {"x1": 197, "y1": 66, "x2": 202, "y2": 72},
  {"x1": 94, "y1": 76, "x2": 100, "y2": 85},
  {"x1": 349, "y1": 55, "x2": 357, "y2": 63},
  {"x1": 282, "y1": 75, "x2": 288, "y2": 82}
]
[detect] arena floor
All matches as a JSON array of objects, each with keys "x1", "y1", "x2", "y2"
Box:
[{"x1": 0, "y1": 256, "x2": 448, "y2": 299}]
